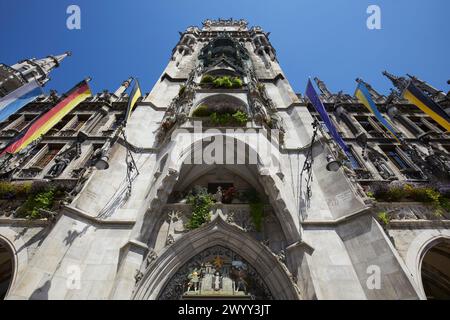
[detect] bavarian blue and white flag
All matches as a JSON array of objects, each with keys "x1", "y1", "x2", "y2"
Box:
[{"x1": 0, "y1": 80, "x2": 42, "y2": 123}]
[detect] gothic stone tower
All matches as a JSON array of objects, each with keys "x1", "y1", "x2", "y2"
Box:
[{"x1": 6, "y1": 19, "x2": 421, "y2": 300}]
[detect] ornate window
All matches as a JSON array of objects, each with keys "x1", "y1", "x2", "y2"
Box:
[
  {"x1": 30, "y1": 144, "x2": 64, "y2": 170},
  {"x1": 354, "y1": 116, "x2": 385, "y2": 138},
  {"x1": 408, "y1": 116, "x2": 432, "y2": 133},
  {"x1": 380, "y1": 145, "x2": 423, "y2": 180},
  {"x1": 3, "y1": 114, "x2": 37, "y2": 133}
]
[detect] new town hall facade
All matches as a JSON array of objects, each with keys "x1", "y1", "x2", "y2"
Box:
[{"x1": 0, "y1": 19, "x2": 449, "y2": 300}]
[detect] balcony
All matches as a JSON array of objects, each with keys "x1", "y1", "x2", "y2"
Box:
[{"x1": 374, "y1": 202, "x2": 450, "y2": 228}]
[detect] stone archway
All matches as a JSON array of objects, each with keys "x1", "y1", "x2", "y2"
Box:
[
  {"x1": 420, "y1": 238, "x2": 450, "y2": 299},
  {"x1": 137, "y1": 133, "x2": 300, "y2": 246},
  {"x1": 133, "y1": 217, "x2": 300, "y2": 300},
  {"x1": 0, "y1": 238, "x2": 15, "y2": 300}
]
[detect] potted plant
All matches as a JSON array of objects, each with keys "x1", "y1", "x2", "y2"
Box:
[{"x1": 222, "y1": 187, "x2": 236, "y2": 204}]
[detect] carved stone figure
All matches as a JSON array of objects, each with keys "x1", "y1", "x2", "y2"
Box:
[
  {"x1": 212, "y1": 271, "x2": 222, "y2": 291},
  {"x1": 187, "y1": 269, "x2": 200, "y2": 292},
  {"x1": 48, "y1": 156, "x2": 71, "y2": 177},
  {"x1": 215, "y1": 186, "x2": 223, "y2": 203}
]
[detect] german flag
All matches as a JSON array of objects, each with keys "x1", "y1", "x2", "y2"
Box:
[
  {"x1": 403, "y1": 81, "x2": 450, "y2": 132},
  {"x1": 124, "y1": 78, "x2": 142, "y2": 124},
  {"x1": 1, "y1": 79, "x2": 92, "y2": 155}
]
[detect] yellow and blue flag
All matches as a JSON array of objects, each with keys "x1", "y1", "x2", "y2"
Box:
[
  {"x1": 403, "y1": 81, "x2": 450, "y2": 132},
  {"x1": 125, "y1": 78, "x2": 142, "y2": 123},
  {"x1": 355, "y1": 82, "x2": 401, "y2": 142}
]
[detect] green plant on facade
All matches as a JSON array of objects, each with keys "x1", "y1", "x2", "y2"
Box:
[
  {"x1": 372, "y1": 184, "x2": 450, "y2": 218},
  {"x1": 200, "y1": 74, "x2": 214, "y2": 84},
  {"x1": 186, "y1": 188, "x2": 214, "y2": 230},
  {"x1": 231, "y1": 110, "x2": 248, "y2": 125},
  {"x1": 209, "y1": 111, "x2": 248, "y2": 126},
  {"x1": 192, "y1": 105, "x2": 212, "y2": 117},
  {"x1": 366, "y1": 191, "x2": 375, "y2": 200},
  {"x1": 16, "y1": 188, "x2": 55, "y2": 220},
  {"x1": 200, "y1": 75, "x2": 243, "y2": 89},
  {"x1": 210, "y1": 112, "x2": 232, "y2": 126},
  {"x1": 377, "y1": 211, "x2": 390, "y2": 226},
  {"x1": 0, "y1": 181, "x2": 32, "y2": 199},
  {"x1": 244, "y1": 189, "x2": 265, "y2": 232}
]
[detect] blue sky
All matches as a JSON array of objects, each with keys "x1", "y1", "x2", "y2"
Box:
[{"x1": 0, "y1": 0, "x2": 448, "y2": 96}]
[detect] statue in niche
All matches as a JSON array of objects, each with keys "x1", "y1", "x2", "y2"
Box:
[
  {"x1": 48, "y1": 155, "x2": 71, "y2": 178},
  {"x1": 215, "y1": 186, "x2": 223, "y2": 203},
  {"x1": 186, "y1": 269, "x2": 200, "y2": 292},
  {"x1": 212, "y1": 270, "x2": 223, "y2": 291},
  {"x1": 368, "y1": 151, "x2": 395, "y2": 180},
  {"x1": 231, "y1": 261, "x2": 248, "y2": 292}
]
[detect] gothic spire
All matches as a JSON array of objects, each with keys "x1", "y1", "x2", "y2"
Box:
[
  {"x1": 12, "y1": 51, "x2": 72, "y2": 85},
  {"x1": 382, "y1": 70, "x2": 409, "y2": 92},
  {"x1": 313, "y1": 77, "x2": 332, "y2": 98},
  {"x1": 406, "y1": 74, "x2": 447, "y2": 101},
  {"x1": 355, "y1": 78, "x2": 384, "y2": 100},
  {"x1": 112, "y1": 77, "x2": 133, "y2": 101}
]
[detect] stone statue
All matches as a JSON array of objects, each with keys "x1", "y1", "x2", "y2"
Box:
[
  {"x1": 187, "y1": 269, "x2": 200, "y2": 292},
  {"x1": 212, "y1": 271, "x2": 222, "y2": 291},
  {"x1": 215, "y1": 186, "x2": 223, "y2": 203},
  {"x1": 144, "y1": 249, "x2": 158, "y2": 269},
  {"x1": 48, "y1": 156, "x2": 71, "y2": 177},
  {"x1": 134, "y1": 270, "x2": 144, "y2": 284},
  {"x1": 231, "y1": 262, "x2": 248, "y2": 292}
]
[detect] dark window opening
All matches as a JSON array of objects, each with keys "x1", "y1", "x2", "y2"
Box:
[
  {"x1": 355, "y1": 116, "x2": 383, "y2": 137},
  {"x1": 8, "y1": 115, "x2": 37, "y2": 132},
  {"x1": 33, "y1": 144, "x2": 64, "y2": 169},
  {"x1": 424, "y1": 117, "x2": 446, "y2": 132},
  {"x1": 207, "y1": 183, "x2": 234, "y2": 195},
  {"x1": 409, "y1": 116, "x2": 431, "y2": 133}
]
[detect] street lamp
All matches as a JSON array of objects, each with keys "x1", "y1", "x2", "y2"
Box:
[
  {"x1": 94, "y1": 138, "x2": 113, "y2": 170},
  {"x1": 94, "y1": 154, "x2": 110, "y2": 170},
  {"x1": 326, "y1": 154, "x2": 341, "y2": 172}
]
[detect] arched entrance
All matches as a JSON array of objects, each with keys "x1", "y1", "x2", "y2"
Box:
[
  {"x1": 420, "y1": 238, "x2": 450, "y2": 299},
  {"x1": 0, "y1": 239, "x2": 14, "y2": 299},
  {"x1": 138, "y1": 134, "x2": 300, "y2": 247}
]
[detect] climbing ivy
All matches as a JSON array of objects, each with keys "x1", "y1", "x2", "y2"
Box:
[
  {"x1": 209, "y1": 110, "x2": 248, "y2": 126},
  {"x1": 16, "y1": 188, "x2": 55, "y2": 219},
  {"x1": 186, "y1": 188, "x2": 214, "y2": 230},
  {"x1": 200, "y1": 75, "x2": 243, "y2": 89}
]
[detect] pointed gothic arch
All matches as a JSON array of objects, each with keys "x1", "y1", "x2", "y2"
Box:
[
  {"x1": 132, "y1": 217, "x2": 300, "y2": 300},
  {"x1": 136, "y1": 133, "x2": 300, "y2": 246}
]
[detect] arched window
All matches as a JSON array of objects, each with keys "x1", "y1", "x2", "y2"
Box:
[
  {"x1": 0, "y1": 239, "x2": 14, "y2": 299},
  {"x1": 190, "y1": 95, "x2": 249, "y2": 127},
  {"x1": 421, "y1": 239, "x2": 450, "y2": 299}
]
